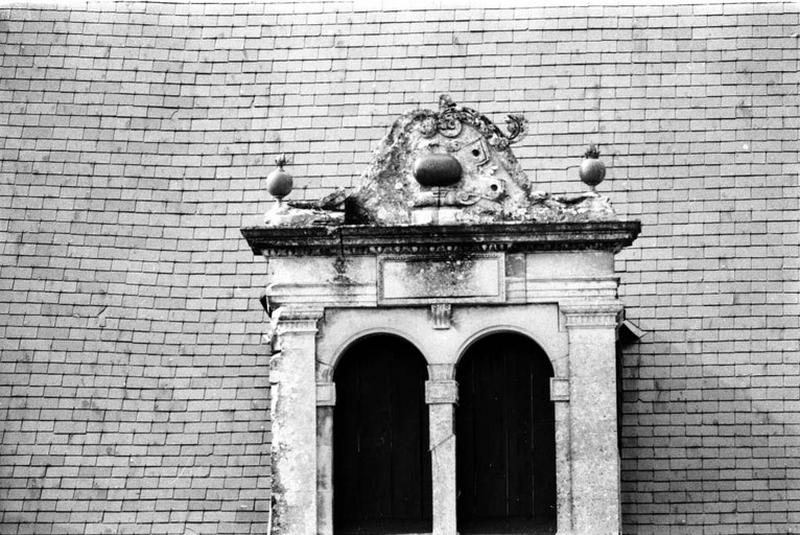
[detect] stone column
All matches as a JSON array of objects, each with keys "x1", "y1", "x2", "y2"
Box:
[
  {"x1": 316, "y1": 383, "x2": 336, "y2": 535},
  {"x1": 425, "y1": 365, "x2": 458, "y2": 535},
  {"x1": 550, "y1": 377, "x2": 573, "y2": 535},
  {"x1": 561, "y1": 302, "x2": 622, "y2": 535},
  {"x1": 270, "y1": 305, "x2": 324, "y2": 535}
]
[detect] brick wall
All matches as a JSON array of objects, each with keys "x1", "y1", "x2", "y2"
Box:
[{"x1": 1, "y1": 2, "x2": 798, "y2": 534}]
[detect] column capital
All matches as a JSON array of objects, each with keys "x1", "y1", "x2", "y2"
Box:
[
  {"x1": 275, "y1": 305, "x2": 325, "y2": 334},
  {"x1": 425, "y1": 380, "x2": 459, "y2": 405},
  {"x1": 317, "y1": 382, "x2": 336, "y2": 407},
  {"x1": 560, "y1": 301, "x2": 622, "y2": 328},
  {"x1": 550, "y1": 377, "x2": 570, "y2": 402}
]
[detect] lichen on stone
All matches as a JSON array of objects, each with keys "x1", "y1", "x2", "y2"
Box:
[
  {"x1": 346, "y1": 95, "x2": 618, "y2": 225},
  {"x1": 263, "y1": 95, "x2": 618, "y2": 227}
]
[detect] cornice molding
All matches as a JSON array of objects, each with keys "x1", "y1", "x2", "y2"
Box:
[{"x1": 242, "y1": 221, "x2": 641, "y2": 258}]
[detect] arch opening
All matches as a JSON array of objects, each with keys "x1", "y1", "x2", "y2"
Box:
[
  {"x1": 456, "y1": 332, "x2": 556, "y2": 534},
  {"x1": 333, "y1": 334, "x2": 432, "y2": 534}
]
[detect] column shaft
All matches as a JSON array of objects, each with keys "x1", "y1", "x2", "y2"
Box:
[
  {"x1": 316, "y1": 405, "x2": 334, "y2": 535},
  {"x1": 426, "y1": 379, "x2": 458, "y2": 535},
  {"x1": 553, "y1": 399, "x2": 573, "y2": 534},
  {"x1": 316, "y1": 382, "x2": 336, "y2": 535}
]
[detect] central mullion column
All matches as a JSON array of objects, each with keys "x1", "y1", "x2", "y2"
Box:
[{"x1": 426, "y1": 364, "x2": 458, "y2": 535}]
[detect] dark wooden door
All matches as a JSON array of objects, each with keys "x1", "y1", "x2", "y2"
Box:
[
  {"x1": 456, "y1": 333, "x2": 556, "y2": 534},
  {"x1": 333, "y1": 335, "x2": 432, "y2": 534}
]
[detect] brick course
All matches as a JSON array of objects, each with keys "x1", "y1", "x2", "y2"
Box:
[{"x1": 1, "y1": 2, "x2": 798, "y2": 534}]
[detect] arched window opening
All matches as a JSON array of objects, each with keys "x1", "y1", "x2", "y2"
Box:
[
  {"x1": 333, "y1": 334, "x2": 432, "y2": 534},
  {"x1": 456, "y1": 332, "x2": 556, "y2": 534}
]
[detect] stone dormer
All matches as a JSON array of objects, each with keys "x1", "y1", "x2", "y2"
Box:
[{"x1": 243, "y1": 97, "x2": 640, "y2": 535}]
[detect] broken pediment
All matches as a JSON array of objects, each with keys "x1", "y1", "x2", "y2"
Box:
[{"x1": 264, "y1": 95, "x2": 616, "y2": 227}]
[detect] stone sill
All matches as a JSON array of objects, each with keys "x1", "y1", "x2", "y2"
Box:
[{"x1": 241, "y1": 220, "x2": 641, "y2": 257}]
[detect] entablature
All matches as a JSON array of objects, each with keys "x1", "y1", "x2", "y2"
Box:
[{"x1": 242, "y1": 220, "x2": 640, "y2": 258}]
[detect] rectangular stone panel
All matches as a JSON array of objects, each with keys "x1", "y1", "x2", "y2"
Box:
[
  {"x1": 378, "y1": 254, "x2": 505, "y2": 305},
  {"x1": 526, "y1": 251, "x2": 615, "y2": 279}
]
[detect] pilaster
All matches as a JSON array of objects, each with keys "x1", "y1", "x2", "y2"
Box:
[
  {"x1": 561, "y1": 301, "x2": 622, "y2": 535},
  {"x1": 270, "y1": 305, "x2": 324, "y2": 535}
]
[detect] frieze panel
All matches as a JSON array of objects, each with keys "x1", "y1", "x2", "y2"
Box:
[{"x1": 378, "y1": 254, "x2": 505, "y2": 305}]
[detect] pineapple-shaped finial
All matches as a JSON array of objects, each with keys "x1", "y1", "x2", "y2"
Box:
[
  {"x1": 266, "y1": 154, "x2": 293, "y2": 204},
  {"x1": 579, "y1": 144, "x2": 606, "y2": 191}
]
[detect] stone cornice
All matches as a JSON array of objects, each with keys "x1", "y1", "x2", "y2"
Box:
[{"x1": 242, "y1": 221, "x2": 641, "y2": 257}]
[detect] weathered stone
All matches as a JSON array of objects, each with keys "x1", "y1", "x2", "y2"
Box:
[
  {"x1": 268, "y1": 306, "x2": 323, "y2": 535},
  {"x1": 242, "y1": 221, "x2": 641, "y2": 257},
  {"x1": 347, "y1": 95, "x2": 618, "y2": 225},
  {"x1": 263, "y1": 203, "x2": 344, "y2": 227},
  {"x1": 260, "y1": 96, "x2": 619, "y2": 228},
  {"x1": 379, "y1": 254, "x2": 505, "y2": 304},
  {"x1": 244, "y1": 97, "x2": 640, "y2": 535}
]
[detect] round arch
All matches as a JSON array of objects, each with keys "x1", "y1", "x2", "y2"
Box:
[
  {"x1": 455, "y1": 331, "x2": 557, "y2": 534},
  {"x1": 333, "y1": 333, "x2": 433, "y2": 534},
  {"x1": 455, "y1": 325, "x2": 555, "y2": 376},
  {"x1": 319, "y1": 327, "x2": 430, "y2": 383}
]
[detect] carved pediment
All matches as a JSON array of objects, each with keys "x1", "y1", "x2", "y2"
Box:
[
  {"x1": 264, "y1": 95, "x2": 617, "y2": 227},
  {"x1": 348, "y1": 95, "x2": 615, "y2": 225}
]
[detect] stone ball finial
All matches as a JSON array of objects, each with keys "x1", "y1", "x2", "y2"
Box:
[
  {"x1": 579, "y1": 144, "x2": 606, "y2": 191},
  {"x1": 413, "y1": 153, "x2": 463, "y2": 188},
  {"x1": 266, "y1": 154, "x2": 293, "y2": 203}
]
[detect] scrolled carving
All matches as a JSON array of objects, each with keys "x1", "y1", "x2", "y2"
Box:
[
  {"x1": 419, "y1": 116, "x2": 438, "y2": 138},
  {"x1": 437, "y1": 111, "x2": 463, "y2": 139},
  {"x1": 504, "y1": 114, "x2": 527, "y2": 143},
  {"x1": 435, "y1": 93, "x2": 527, "y2": 148}
]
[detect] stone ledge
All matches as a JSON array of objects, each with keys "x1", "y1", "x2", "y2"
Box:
[{"x1": 242, "y1": 221, "x2": 641, "y2": 257}]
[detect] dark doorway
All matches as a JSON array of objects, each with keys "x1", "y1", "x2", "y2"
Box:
[
  {"x1": 456, "y1": 333, "x2": 556, "y2": 534},
  {"x1": 333, "y1": 334, "x2": 432, "y2": 534}
]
